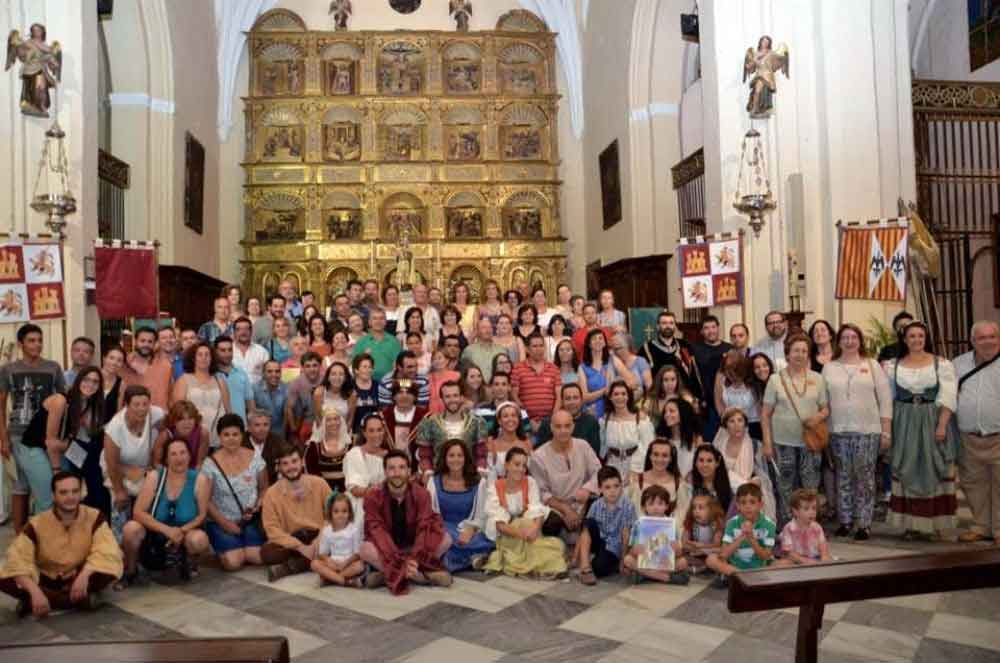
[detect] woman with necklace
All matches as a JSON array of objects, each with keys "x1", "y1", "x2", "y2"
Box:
[
  {"x1": 823, "y1": 323, "x2": 892, "y2": 540},
  {"x1": 627, "y1": 438, "x2": 681, "y2": 512},
  {"x1": 203, "y1": 415, "x2": 268, "y2": 572},
  {"x1": 883, "y1": 321, "x2": 959, "y2": 540},
  {"x1": 304, "y1": 408, "x2": 352, "y2": 492},
  {"x1": 598, "y1": 381, "x2": 654, "y2": 486},
  {"x1": 427, "y1": 439, "x2": 494, "y2": 573},
  {"x1": 486, "y1": 402, "x2": 534, "y2": 480},
  {"x1": 514, "y1": 304, "x2": 542, "y2": 344},
  {"x1": 172, "y1": 341, "x2": 231, "y2": 449},
  {"x1": 760, "y1": 333, "x2": 829, "y2": 528},
  {"x1": 343, "y1": 413, "x2": 390, "y2": 522}
]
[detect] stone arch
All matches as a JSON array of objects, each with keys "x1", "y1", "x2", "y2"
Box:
[
  {"x1": 498, "y1": 43, "x2": 546, "y2": 95},
  {"x1": 322, "y1": 42, "x2": 363, "y2": 60},
  {"x1": 499, "y1": 42, "x2": 544, "y2": 65},
  {"x1": 259, "y1": 42, "x2": 306, "y2": 62},
  {"x1": 447, "y1": 191, "x2": 487, "y2": 208},
  {"x1": 500, "y1": 103, "x2": 547, "y2": 126},
  {"x1": 253, "y1": 192, "x2": 306, "y2": 242},
  {"x1": 261, "y1": 106, "x2": 305, "y2": 126}
]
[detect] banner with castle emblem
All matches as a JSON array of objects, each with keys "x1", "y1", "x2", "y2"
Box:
[
  {"x1": 834, "y1": 220, "x2": 908, "y2": 302},
  {"x1": 0, "y1": 238, "x2": 65, "y2": 323},
  {"x1": 677, "y1": 234, "x2": 744, "y2": 309}
]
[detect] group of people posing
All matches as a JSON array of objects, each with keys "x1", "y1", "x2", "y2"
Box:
[{"x1": 1, "y1": 275, "x2": 998, "y2": 618}]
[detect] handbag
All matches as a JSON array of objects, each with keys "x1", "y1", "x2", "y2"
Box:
[
  {"x1": 139, "y1": 469, "x2": 171, "y2": 571},
  {"x1": 209, "y1": 454, "x2": 262, "y2": 531},
  {"x1": 779, "y1": 370, "x2": 829, "y2": 453}
]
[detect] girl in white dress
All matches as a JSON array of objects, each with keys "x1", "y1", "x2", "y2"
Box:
[{"x1": 311, "y1": 492, "x2": 364, "y2": 587}]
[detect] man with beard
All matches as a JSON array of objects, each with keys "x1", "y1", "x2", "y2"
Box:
[
  {"x1": 382, "y1": 380, "x2": 428, "y2": 455},
  {"x1": 353, "y1": 307, "x2": 402, "y2": 383},
  {"x1": 359, "y1": 449, "x2": 451, "y2": 594},
  {"x1": 440, "y1": 334, "x2": 468, "y2": 373},
  {"x1": 414, "y1": 381, "x2": 487, "y2": 479},
  {"x1": 252, "y1": 294, "x2": 287, "y2": 346},
  {"x1": 285, "y1": 352, "x2": 325, "y2": 444},
  {"x1": 571, "y1": 303, "x2": 612, "y2": 359},
  {"x1": 253, "y1": 360, "x2": 288, "y2": 437},
  {"x1": 363, "y1": 279, "x2": 381, "y2": 308},
  {"x1": 692, "y1": 315, "x2": 732, "y2": 440},
  {"x1": 64, "y1": 336, "x2": 95, "y2": 385},
  {"x1": 214, "y1": 336, "x2": 254, "y2": 427},
  {"x1": 247, "y1": 409, "x2": 283, "y2": 484},
  {"x1": 261, "y1": 445, "x2": 332, "y2": 582},
  {"x1": 175, "y1": 328, "x2": 199, "y2": 379},
  {"x1": 377, "y1": 351, "x2": 429, "y2": 408},
  {"x1": 750, "y1": 310, "x2": 789, "y2": 371},
  {"x1": 0, "y1": 472, "x2": 122, "y2": 617},
  {"x1": 232, "y1": 317, "x2": 270, "y2": 386},
  {"x1": 639, "y1": 311, "x2": 703, "y2": 401},
  {"x1": 126, "y1": 326, "x2": 173, "y2": 410},
  {"x1": 346, "y1": 279, "x2": 369, "y2": 321},
  {"x1": 278, "y1": 280, "x2": 303, "y2": 323}
]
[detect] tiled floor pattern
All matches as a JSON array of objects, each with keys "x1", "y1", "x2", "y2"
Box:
[{"x1": 1, "y1": 520, "x2": 998, "y2": 663}]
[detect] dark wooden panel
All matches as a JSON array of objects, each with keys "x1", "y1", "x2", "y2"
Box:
[
  {"x1": 159, "y1": 265, "x2": 228, "y2": 331},
  {"x1": 0, "y1": 637, "x2": 290, "y2": 663},
  {"x1": 593, "y1": 254, "x2": 672, "y2": 311}
]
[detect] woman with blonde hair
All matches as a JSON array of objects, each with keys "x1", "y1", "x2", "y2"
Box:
[{"x1": 304, "y1": 408, "x2": 352, "y2": 492}]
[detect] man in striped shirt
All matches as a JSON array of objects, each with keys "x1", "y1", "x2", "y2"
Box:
[{"x1": 511, "y1": 334, "x2": 561, "y2": 434}]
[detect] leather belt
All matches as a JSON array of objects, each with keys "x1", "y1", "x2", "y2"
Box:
[{"x1": 607, "y1": 446, "x2": 637, "y2": 458}]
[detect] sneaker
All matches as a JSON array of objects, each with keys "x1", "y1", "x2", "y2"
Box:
[
  {"x1": 364, "y1": 570, "x2": 385, "y2": 589},
  {"x1": 426, "y1": 570, "x2": 453, "y2": 588},
  {"x1": 834, "y1": 525, "x2": 851, "y2": 538},
  {"x1": 711, "y1": 574, "x2": 729, "y2": 590},
  {"x1": 668, "y1": 571, "x2": 691, "y2": 586},
  {"x1": 854, "y1": 528, "x2": 870, "y2": 542},
  {"x1": 267, "y1": 562, "x2": 292, "y2": 583}
]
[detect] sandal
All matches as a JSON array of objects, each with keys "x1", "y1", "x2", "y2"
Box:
[
  {"x1": 113, "y1": 572, "x2": 135, "y2": 592},
  {"x1": 578, "y1": 568, "x2": 597, "y2": 585}
]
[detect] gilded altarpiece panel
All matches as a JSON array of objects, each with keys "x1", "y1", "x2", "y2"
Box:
[{"x1": 242, "y1": 8, "x2": 567, "y2": 303}]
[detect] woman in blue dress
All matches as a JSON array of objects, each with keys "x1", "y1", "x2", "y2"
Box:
[
  {"x1": 579, "y1": 328, "x2": 615, "y2": 420},
  {"x1": 427, "y1": 439, "x2": 494, "y2": 572}
]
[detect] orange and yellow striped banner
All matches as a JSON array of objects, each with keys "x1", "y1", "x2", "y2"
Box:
[{"x1": 835, "y1": 223, "x2": 908, "y2": 302}]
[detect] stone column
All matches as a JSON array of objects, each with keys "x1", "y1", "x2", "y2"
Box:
[{"x1": 699, "y1": 0, "x2": 916, "y2": 337}]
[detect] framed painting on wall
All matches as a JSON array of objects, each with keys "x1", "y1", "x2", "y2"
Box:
[
  {"x1": 599, "y1": 139, "x2": 622, "y2": 230},
  {"x1": 184, "y1": 132, "x2": 205, "y2": 235}
]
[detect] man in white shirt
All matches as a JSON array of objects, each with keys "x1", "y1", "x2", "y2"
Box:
[
  {"x1": 232, "y1": 317, "x2": 270, "y2": 385},
  {"x1": 412, "y1": 284, "x2": 441, "y2": 342},
  {"x1": 750, "y1": 310, "x2": 788, "y2": 371},
  {"x1": 955, "y1": 320, "x2": 1000, "y2": 544}
]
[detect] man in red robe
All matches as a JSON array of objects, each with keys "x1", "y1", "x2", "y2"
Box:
[{"x1": 359, "y1": 450, "x2": 452, "y2": 595}]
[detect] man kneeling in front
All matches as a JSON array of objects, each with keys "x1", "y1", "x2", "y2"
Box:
[
  {"x1": 0, "y1": 472, "x2": 123, "y2": 617},
  {"x1": 360, "y1": 449, "x2": 452, "y2": 594}
]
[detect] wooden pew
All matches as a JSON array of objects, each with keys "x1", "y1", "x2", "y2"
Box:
[
  {"x1": 0, "y1": 637, "x2": 289, "y2": 663},
  {"x1": 728, "y1": 549, "x2": 1000, "y2": 663}
]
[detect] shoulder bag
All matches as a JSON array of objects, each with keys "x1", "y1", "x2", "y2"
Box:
[
  {"x1": 209, "y1": 453, "x2": 261, "y2": 530},
  {"x1": 779, "y1": 370, "x2": 829, "y2": 453},
  {"x1": 139, "y1": 468, "x2": 171, "y2": 570}
]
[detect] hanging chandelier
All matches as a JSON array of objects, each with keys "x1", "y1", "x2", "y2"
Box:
[
  {"x1": 732, "y1": 128, "x2": 775, "y2": 238},
  {"x1": 30, "y1": 119, "x2": 76, "y2": 235}
]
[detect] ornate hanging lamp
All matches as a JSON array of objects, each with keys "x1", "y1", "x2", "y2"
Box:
[
  {"x1": 732, "y1": 128, "x2": 775, "y2": 238},
  {"x1": 30, "y1": 119, "x2": 76, "y2": 235}
]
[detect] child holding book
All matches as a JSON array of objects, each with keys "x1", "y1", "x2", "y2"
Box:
[
  {"x1": 622, "y1": 484, "x2": 690, "y2": 585},
  {"x1": 311, "y1": 492, "x2": 364, "y2": 587},
  {"x1": 774, "y1": 488, "x2": 831, "y2": 566},
  {"x1": 574, "y1": 466, "x2": 637, "y2": 585},
  {"x1": 706, "y1": 482, "x2": 775, "y2": 588}
]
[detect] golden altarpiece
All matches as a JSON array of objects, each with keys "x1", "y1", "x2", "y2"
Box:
[{"x1": 241, "y1": 8, "x2": 568, "y2": 306}]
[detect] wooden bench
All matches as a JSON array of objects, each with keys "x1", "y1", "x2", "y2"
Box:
[
  {"x1": 0, "y1": 637, "x2": 289, "y2": 663},
  {"x1": 728, "y1": 548, "x2": 1000, "y2": 663}
]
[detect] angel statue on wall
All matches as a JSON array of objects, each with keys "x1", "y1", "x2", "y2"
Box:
[
  {"x1": 329, "y1": 0, "x2": 352, "y2": 31},
  {"x1": 742, "y1": 35, "x2": 788, "y2": 119},
  {"x1": 6, "y1": 24, "x2": 61, "y2": 117},
  {"x1": 450, "y1": 0, "x2": 472, "y2": 32}
]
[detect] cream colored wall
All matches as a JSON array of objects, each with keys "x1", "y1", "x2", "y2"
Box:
[
  {"x1": 166, "y1": 0, "x2": 220, "y2": 278},
  {"x1": 580, "y1": 0, "x2": 635, "y2": 270},
  {"x1": 216, "y1": 0, "x2": 587, "y2": 287},
  {"x1": 0, "y1": 0, "x2": 99, "y2": 362}
]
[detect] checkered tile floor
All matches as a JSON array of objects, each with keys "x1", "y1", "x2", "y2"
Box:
[{"x1": 1, "y1": 522, "x2": 999, "y2": 662}]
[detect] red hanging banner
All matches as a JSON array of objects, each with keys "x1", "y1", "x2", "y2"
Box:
[{"x1": 94, "y1": 242, "x2": 158, "y2": 318}]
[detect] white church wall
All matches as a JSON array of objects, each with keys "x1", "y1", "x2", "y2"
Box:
[
  {"x1": 0, "y1": 0, "x2": 99, "y2": 358},
  {"x1": 699, "y1": 0, "x2": 915, "y2": 341}
]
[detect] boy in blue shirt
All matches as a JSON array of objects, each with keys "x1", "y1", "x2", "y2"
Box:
[
  {"x1": 706, "y1": 482, "x2": 775, "y2": 588},
  {"x1": 573, "y1": 466, "x2": 636, "y2": 585}
]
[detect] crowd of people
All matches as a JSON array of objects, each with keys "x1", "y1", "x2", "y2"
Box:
[{"x1": 1, "y1": 274, "x2": 998, "y2": 617}]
